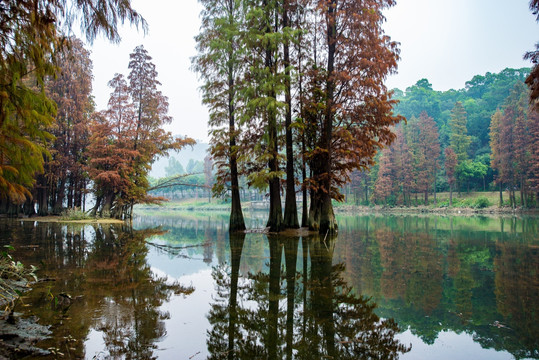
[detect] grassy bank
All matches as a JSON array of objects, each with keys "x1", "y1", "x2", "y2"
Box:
[{"x1": 335, "y1": 191, "x2": 539, "y2": 215}]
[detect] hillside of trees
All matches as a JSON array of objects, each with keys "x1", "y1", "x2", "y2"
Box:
[{"x1": 356, "y1": 67, "x2": 539, "y2": 208}]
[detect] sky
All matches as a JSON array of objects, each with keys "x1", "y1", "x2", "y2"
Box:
[{"x1": 88, "y1": 0, "x2": 539, "y2": 143}]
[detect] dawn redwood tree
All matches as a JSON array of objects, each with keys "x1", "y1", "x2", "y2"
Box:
[
  {"x1": 304, "y1": 0, "x2": 400, "y2": 233},
  {"x1": 444, "y1": 147, "x2": 458, "y2": 206},
  {"x1": 392, "y1": 126, "x2": 413, "y2": 206},
  {"x1": 125, "y1": 45, "x2": 190, "y2": 217},
  {"x1": 282, "y1": 0, "x2": 300, "y2": 229},
  {"x1": 40, "y1": 37, "x2": 93, "y2": 215},
  {"x1": 87, "y1": 111, "x2": 134, "y2": 217},
  {"x1": 449, "y1": 102, "x2": 471, "y2": 193},
  {"x1": 405, "y1": 116, "x2": 423, "y2": 204},
  {"x1": 492, "y1": 82, "x2": 529, "y2": 208},
  {"x1": 528, "y1": 108, "x2": 539, "y2": 203},
  {"x1": 89, "y1": 47, "x2": 194, "y2": 219},
  {"x1": 373, "y1": 147, "x2": 394, "y2": 205},
  {"x1": 243, "y1": 0, "x2": 287, "y2": 232},
  {"x1": 193, "y1": 0, "x2": 247, "y2": 232},
  {"x1": 416, "y1": 112, "x2": 440, "y2": 205},
  {"x1": 449, "y1": 102, "x2": 471, "y2": 163},
  {"x1": 512, "y1": 84, "x2": 531, "y2": 207},
  {"x1": 489, "y1": 110, "x2": 504, "y2": 205}
]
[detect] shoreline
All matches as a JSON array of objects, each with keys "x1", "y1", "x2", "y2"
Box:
[
  {"x1": 12, "y1": 216, "x2": 126, "y2": 224},
  {"x1": 135, "y1": 203, "x2": 539, "y2": 217},
  {"x1": 333, "y1": 205, "x2": 539, "y2": 216}
]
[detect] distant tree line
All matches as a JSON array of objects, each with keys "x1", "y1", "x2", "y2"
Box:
[{"x1": 356, "y1": 68, "x2": 539, "y2": 208}]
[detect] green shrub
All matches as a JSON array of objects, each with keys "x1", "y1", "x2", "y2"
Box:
[
  {"x1": 60, "y1": 207, "x2": 91, "y2": 220},
  {"x1": 473, "y1": 196, "x2": 491, "y2": 209}
]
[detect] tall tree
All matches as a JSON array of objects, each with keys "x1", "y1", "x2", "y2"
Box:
[
  {"x1": 449, "y1": 101, "x2": 471, "y2": 193},
  {"x1": 305, "y1": 0, "x2": 400, "y2": 233},
  {"x1": 449, "y1": 102, "x2": 471, "y2": 163},
  {"x1": 444, "y1": 147, "x2": 458, "y2": 206},
  {"x1": 242, "y1": 0, "x2": 287, "y2": 232},
  {"x1": 193, "y1": 0, "x2": 247, "y2": 232},
  {"x1": 489, "y1": 110, "x2": 504, "y2": 205},
  {"x1": 89, "y1": 47, "x2": 194, "y2": 218},
  {"x1": 528, "y1": 108, "x2": 539, "y2": 202},
  {"x1": 491, "y1": 82, "x2": 530, "y2": 208},
  {"x1": 416, "y1": 112, "x2": 440, "y2": 205},
  {"x1": 373, "y1": 148, "x2": 394, "y2": 205},
  {"x1": 125, "y1": 45, "x2": 188, "y2": 217},
  {"x1": 41, "y1": 37, "x2": 93, "y2": 215},
  {"x1": 392, "y1": 127, "x2": 413, "y2": 206},
  {"x1": 282, "y1": 0, "x2": 299, "y2": 229}
]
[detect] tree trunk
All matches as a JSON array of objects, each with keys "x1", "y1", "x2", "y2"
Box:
[
  {"x1": 311, "y1": 0, "x2": 338, "y2": 235},
  {"x1": 36, "y1": 176, "x2": 49, "y2": 216},
  {"x1": 449, "y1": 183, "x2": 453, "y2": 206},
  {"x1": 100, "y1": 192, "x2": 115, "y2": 217},
  {"x1": 308, "y1": 191, "x2": 337, "y2": 234},
  {"x1": 521, "y1": 176, "x2": 526, "y2": 208},
  {"x1": 264, "y1": 3, "x2": 282, "y2": 232},
  {"x1": 499, "y1": 181, "x2": 503, "y2": 207},
  {"x1": 23, "y1": 197, "x2": 35, "y2": 217},
  {"x1": 282, "y1": 1, "x2": 298, "y2": 229},
  {"x1": 228, "y1": 55, "x2": 245, "y2": 233},
  {"x1": 301, "y1": 136, "x2": 308, "y2": 227},
  {"x1": 52, "y1": 178, "x2": 67, "y2": 215},
  {"x1": 433, "y1": 173, "x2": 437, "y2": 205}
]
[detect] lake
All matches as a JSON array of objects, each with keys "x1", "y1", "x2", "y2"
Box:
[{"x1": 1, "y1": 212, "x2": 538, "y2": 359}]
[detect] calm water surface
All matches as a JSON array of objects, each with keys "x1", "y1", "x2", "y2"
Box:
[{"x1": 1, "y1": 213, "x2": 538, "y2": 359}]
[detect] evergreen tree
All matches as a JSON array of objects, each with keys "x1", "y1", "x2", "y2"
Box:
[
  {"x1": 444, "y1": 147, "x2": 458, "y2": 206},
  {"x1": 193, "y1": 0, "x2": 247, "y2": 232}
]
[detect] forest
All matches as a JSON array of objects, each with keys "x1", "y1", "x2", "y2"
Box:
[
  {"x1": 1, "y1": 0, "x2": 539, "y2": 234},
  {"x1": 364, "y1": 68, "x2": 539, "y2": 209}
]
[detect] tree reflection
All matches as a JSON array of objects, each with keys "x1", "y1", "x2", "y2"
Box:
[
  {"x1": 333, "y1": 215, "x2": 539, "y2": 358},
  {"x1": 7, "y1": 222, "x2": 192, "y2": 359},
  {"x1": 207, "y1": 232, "x2": 411, "y2": 359},
  {"x1": 89, "y1": 226, "x2": 182, "y2": 359}
]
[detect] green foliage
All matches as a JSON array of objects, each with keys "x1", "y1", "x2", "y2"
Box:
[
  {"x1": 60, "y1": 207, "x2": 92, "y2": 220},
  {"x1": 456, "y1": 160, "x2": 487, "y2": 186},
  {"x1": 473, "y1": 196, "x2": 491, "y2": 209},
  {"x1": 0, "y1": 245, "x2": 38, "y2": 312},
  {"x1": 394, "y1": 68, "x2": 530, "y2": 154}
]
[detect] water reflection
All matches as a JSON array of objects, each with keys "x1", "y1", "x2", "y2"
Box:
[
  {"x1": 333, "y1": 215, "x2": 539, "y2": 359},
  {"x1": 207, "y1": 232, "x2": 411, "y2": 359},
  {"x1": 0, "y1": 221, "x2": 192, "y2": 359},
  {"x1": 1, "y1": 213, "x2": 538, "y2": 359}
]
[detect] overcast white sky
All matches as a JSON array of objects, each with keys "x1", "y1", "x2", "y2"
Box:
[{"x1": 88, "y1": 0, "x2": 539, "y2": 143}]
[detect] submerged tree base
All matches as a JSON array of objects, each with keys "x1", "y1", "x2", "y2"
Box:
[{"x1": 308, "y1": 196, "x2": 338, "y2": 235}]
